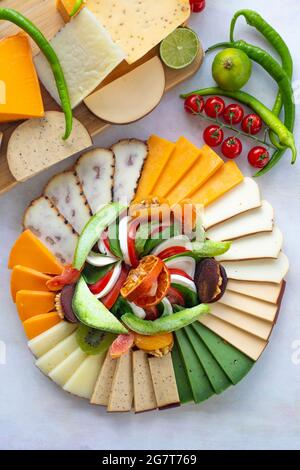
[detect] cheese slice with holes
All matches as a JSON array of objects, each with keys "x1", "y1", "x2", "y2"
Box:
[
  {"x1": 49, "y1": 347, "x2": 87, "y2": 387},
  {"x1": 203, "y1": 177, "x2": 261, "y2": 229},
  {"x1": 217, "y1": 291, "x2": 278, "y2": 323},
  {"x1": 216, "y1": 227, "x2": 283, "y2": 261},
  {"x1": 222, "y1": 252, "x2": 289, "y2": 283},
  {"x1": 207, "y1": 201, "x2": 274, "y2": 241},
  {"x1": 35, "y1": 331, "x2": 78, "y2": 375},
  {"x1": 44, "y1": 171, "x2": 91, "y2": 234},
  {"x1": 227, "y1": 279, "x2": 283, "y2": 304},
  {"x1": 23, "y1": 197, "x2": 78, "y2": 265},
  {"x1": 63, "y1": 353, "x2": 105, "y2": 399},
  {"x1": 28, "y1": 321, "x2": 77, "y2": 358}
]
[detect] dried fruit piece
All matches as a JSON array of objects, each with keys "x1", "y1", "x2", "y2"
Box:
[
  {"x1": 134, "y1": 332, "x2": 173, "y2": 352},
  {"x1": 134, "y1": 264, "x2": 171, "y2": 307},
  {"x1": 109, "y1": 332, "x2": 135, "y2": 359},
  {"x1": 121, "y1": 255, "x2": 163, "y2": 302},
  {"x1": 194, "y1": 258, "x2": 227, "y2": 303},
  {"x1": 56, "y1": 284, "x2": 78, "y2": 323}
]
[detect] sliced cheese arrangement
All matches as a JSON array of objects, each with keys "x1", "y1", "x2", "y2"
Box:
[{"x1": 8, "y1": 134, "x2": 289, "y2": 413}]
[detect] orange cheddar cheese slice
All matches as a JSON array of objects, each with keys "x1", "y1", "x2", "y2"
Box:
[
  {"x1": 134, "y1": 135, "x2": 175, "y2": 201},
  {"x1": 56, "y1": 0, "x2": 86, "y2": 22},
  {"x1": 11, "y1": 266, "x2": 52, "y2": 302},
  {"x1": 23, "y1": 312, "x2": 61, "y2": 340},
  {"x1": 16, "y1": 290, "x2": 56, "y2": 322},
  {"x1": 0, "y1": 33, "x2": 44, "y2": 123},
  {"x1": 166, "y1": 145, "x2": 224, "y2": 205},
  {"x1": 152, "y1": 136, "x2": 202, "y2": 198},
  {"x1": 8, "y1": 230, "x2": 63, "y2": 275},
  {"x1": 190, "y1": 161, "x2": 244, "y2": 207}
]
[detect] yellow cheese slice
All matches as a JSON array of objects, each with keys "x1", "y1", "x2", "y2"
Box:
[
  {"x1": 217, "y1": 291, "x2": 278, "y2": 323},
  {"x1": 63, "y1": 353, "x2": 105, "y2": 399},
  {"x1": 166, "y1": 145, "x2": 224, "y2": 205},
  {"x1": 133, "y1": 350, "x2": 157, "y2": 413},
  {"x1": 190, "y1": 161, "x2": 244, "y2": 207},
  {"x1": 35, "y1": 331, "x2": 78, "y2": 375},
  {"x1": 49, "y1": 347, "x2": 87, "y2": 387},
  {"x1": 227, "y1": 279, "x2": 283, "y2": 304},
  {"x1": 28, "y1": 321, "x2": 77, "y2": 358},
  {"x1": 88, "y1": 0, "x2": 191, "y2": 64},
  {"x1": 152, "y1": 136, "x2": 201, "y2": 198}
]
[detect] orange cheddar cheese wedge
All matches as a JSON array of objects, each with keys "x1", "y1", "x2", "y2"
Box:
[
  {"x1": 11, "y1": 266, "x2": 52, "y2": 302},
  {"x1": 134, "y1": 135, "x2": 175, "y2": 201},
  {"x1": 23, "y1": 312, "x2": 61, "y2": 340},
  {"x1": 166, "y1": 145, "x2": 224, "y2": 205},
  {"x1": 152, "y1": 136, "x2": 201, "y2": 198},
  {"x1": 56, "y1": 0, "x2": 86, "y2": 22},
  {"x1": 16, "y1": 290, "x2": 56, "y2": 322},
  {"x1": 8, "y1": 230, "x2": 63, "y2": 275},
  {"x1": 190, "y1": 161, "x2": 244, "y2": 207},
  {"x1": 0, "y1": 33, "x2": 44, "y2": 123}
]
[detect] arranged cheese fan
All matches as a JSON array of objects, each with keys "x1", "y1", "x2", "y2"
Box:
[{"x1": 8, "y1": 134, "x2": 289, "y2": 412}]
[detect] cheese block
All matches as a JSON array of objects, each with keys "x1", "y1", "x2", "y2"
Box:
[
  {"x1": 133, "y1": 350, "x2": 157, "y2": 413},
  {"x1": 89, "y1": 0, "x2": 191, "y2": 64},
  {"x1": 227, "y1": 279, "x2": 283, "y2": 304},
  {"x1": 206, "y1": 201, "x2": 274, "y2": 241},
  {"x1": 49, "y1": 347, "x2": 87, "y2": 387},
  {"x1": 23, "y1": 197, "x2": 78, "y2": 265},
  {"x1": 7, "y1": 111, "x2": 92, "y2": 182},
  {"x1": 84, "y1": 57, "x2": 165, "y2": 124},
  {"x1": 152, "y1": 137, "x2": 202, "y2": 198},
  {"x1": 63, "y1": 353, "x2": 105, "y2": 399},
  {"x1": 16, "y1": 290, "x2": 56, "y2": 322},
  {"x1": 112, "y1": 140, "x2": 148, "y2": 204},
  {"x1": 56, "y1": 0, "x2": 86, "y2": 22},
  {"x1": 148, "y1": 353, "x2": 180, "y2": 408},
  {"x1": 90, "y1": 352, "x2": 117, "y2": 406},
  {"x1": 34, "y1": 8, "x2": 126, "y2": 108},
  {"x1": 190, "y1": 161, "x2": 244, "y2": 207},
  {"x1": 216, "y1": 227, "x2": 283, "y2": 262},
  {"x1": 203, "y1": 177, "x2": 261, "y2": 229},
  {"x1": 217, "y1": 291, "x2": 278, "y2": 323},
  {"x1": 28, "y1": 321, "x2": 77, "y2": 358},
  {"x1": 44, "y1": 171, "x2": 91, "y2": 234},
  {"x1": 11, "y1": 266, "x2": 51, "y2": 302},
  {"x1": 35, "y1": 331, "x2": 78, "y2": 375},
  {"x1": 8, "y1": 229, "x2": 63, "y2": 275},
  {"x1": 210, "y1": 303, "x2": 272, "y2": 340},
  {"x1": 75, "y1": 148, "x2": 114, "y2": 214},
  {"x1": 107, "y1": 351, "x2": 133, "y2": 412},
  {"x1": 135, "y1": 135, "x2": 175, "y2": 201},
  {"x1": 166, "y1": 145, "x2": 224, "y2": 205},
  {"x1": 222, "y1": 252, "x2": 289, "y2": 284},
  {"x1": 0, "y1": 33, "x2": 44, "y2": 122},
  {"x1": 171, "y1": 341, "x2": 194, "y2": 404},
  {"x1": 199, "y1": 315, "x2": 267, "y2": 361}
]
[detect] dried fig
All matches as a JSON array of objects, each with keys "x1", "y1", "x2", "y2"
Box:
[
  {"x1": 59, "y1": 284, "x2": 78, "y2": 323},
  {"x1": 195, "y1": 258, "x2": 227, "y2": 303}
]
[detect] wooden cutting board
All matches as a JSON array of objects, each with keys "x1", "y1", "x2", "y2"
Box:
[{"x1": 0, "y1": 0, "x2": 203, "y2": 195}]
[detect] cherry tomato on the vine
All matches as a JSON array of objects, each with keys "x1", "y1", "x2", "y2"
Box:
[
  {"x1": 223, "y1": 104, "x2": 244, "y2": 125},
  {"x1": 204, "y1": 96, "x2": 225, "y2": 118},
  {"x1": 221, "y1": 136, "x2": 242, "y2": 159},
  {"x1": 241, "y1": 113, "x2": 262, "y2": 135},
  {"x1": 190, "y1": 0, "x2": 206, "y2": 12},
  {"x1": 184, "y1": 94, "x2": 204, "y2": 114},
  {"x1": 203, "y1": 125, "x2": 224, "y2": 147},
  {"x1": 248, "y1": 146, "x2": 270, "y2": 168}
]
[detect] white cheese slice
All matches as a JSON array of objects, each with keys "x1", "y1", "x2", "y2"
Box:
[
  {"x1": 217, "y1": 291, "x2": 278, "y2": 323},
  {"x1": 35, "y1": 331, "x2": 78, "y2": 375},
  {"x1": 23, "y1": 196, "x2": 78, "y2": 265},
  {"x1": 216, "y1": 226, "x2": 283, "y2": 262},
  {"x1": 112, "y1": 139, "x2": 148, "y2": 204},
  {"x1": 28, "y1": 321, "x2": 77, "y2": 358},
  {"x1": 44, "y1": 171, "x2": 91, "y2": 234},
  {"x1": 84, "y1": 56, "x2": 165, "y2": 124},
  {"x1": 199, "y1": 315, "x2": 267, "y2": 361},
  {"x1": 227, "y1": 279, "x2": 283, "y2": 304},
  {"x1": 90, "y1": 352, "x2": 117, "y2": 406},
  {"x1": 210, "y1": 303, "x2": 273, "y2": 340},
  {"x1": 107, "y1": 350, "x2": 133, "y2": 412},
  {"x1": 89, "y1": 0, "x2": 191, "y2": 64},
  {"x1": 222, "y1": 252, "x2": 289, "y2": 284},
  {"x1": 63, "y1": 352, "x2": 105, "y2": 399},
  {"x1": 148, "y1": 353, "x2": 180, "y2": 408},
  {"x1": 75, "y1": 148, "x2": 114, "y2": 214},
  {"x1": 34, "y1": 8, "x2": 126, "y2": 108},
  {"x1": 203, "y1": 177, "x2": 261, "y2": 229},
  {"x1": 49, "y1": 348, "x2": 87, "y2": 387},
  {"x1": 206, "y1": 200, "x2": 274, "y2": 241}
]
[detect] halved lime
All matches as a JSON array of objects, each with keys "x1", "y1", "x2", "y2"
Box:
[{"x1": 160, "y1": 28, "x2": 200, "y2": 70}]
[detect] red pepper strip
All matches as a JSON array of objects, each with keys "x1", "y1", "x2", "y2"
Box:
[
  {"x1": 100, "y1": 229, "x2": 111, "y2": 254},
  {"x1": 127, "y1": 219, "x2": 140, "y2": 268},
  {"x1": 109, "y1": 332, "x2": 135, "y2": 359},
  {"x1": 158, "y1": 246, "x2": 189, "y2": 260},
  {"x1": 168, "y1": 268, "x2": 193, "y2": 281},
  {"x1": 166, "y1": 286, "x2": 185, "y2": 306},
  {"x1": 102, "y1": 265, "x2": 129, "y2": 310},
  {"x1": 46, "y1": 265, "x2": 81, "y2": 291},
  {"x1": 88, "y1": 269, "x2": 113, "y2": 295}
]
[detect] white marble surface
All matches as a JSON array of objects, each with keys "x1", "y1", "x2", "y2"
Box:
[{"x1": 1, "y1": 0, "x2": 300, "y2": 450}]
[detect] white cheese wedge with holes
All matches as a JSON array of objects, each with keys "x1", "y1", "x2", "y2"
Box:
[
  {"x1": 34, "y1": 8, "x2": 126, "y2": 108},
  {"x1": 35, "y1": 331, "x2": 78, "y2": 375},
  {"x1": 203, "y1": 177, "x2": 261, "y2": 229},
  {"x1": 28, "y1": 322, "x2": 77, "y2": 358}
]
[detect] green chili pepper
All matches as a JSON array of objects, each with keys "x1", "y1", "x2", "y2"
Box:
[
  {"x1": 180, "y1": 87, "x2": 297, "y2": 165},
  {"x1": 0, "y1": 8, "x2": 73, "y2": 140},
  {"x1": 70, "y1": 0, "x2": 84, "y2": 17}
]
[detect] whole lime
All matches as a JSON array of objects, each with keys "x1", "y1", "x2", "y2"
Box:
[{"x1": 212, "y1": 48, "x2": 252, "y2": 91}]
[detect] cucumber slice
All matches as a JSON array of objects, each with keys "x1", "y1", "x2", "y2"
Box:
[
  {"x1": 82, "y1": 263, "x2": 115, "y2": 285},
  {"x1": 175, "y1": 329, "x2": 214, "y2": 403},
  {"x1": 171, "y1": 340, "x2": 193, "y2": 404},
  {"x1": 171, "y1": 283, "x2": 198, "y2": 307},
  {"x1": 192, "y1": 323, "x2": 254, "y2": 385},
  {"x1": 184, "y1": 325, "x2": 231, "y2": 394}
]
